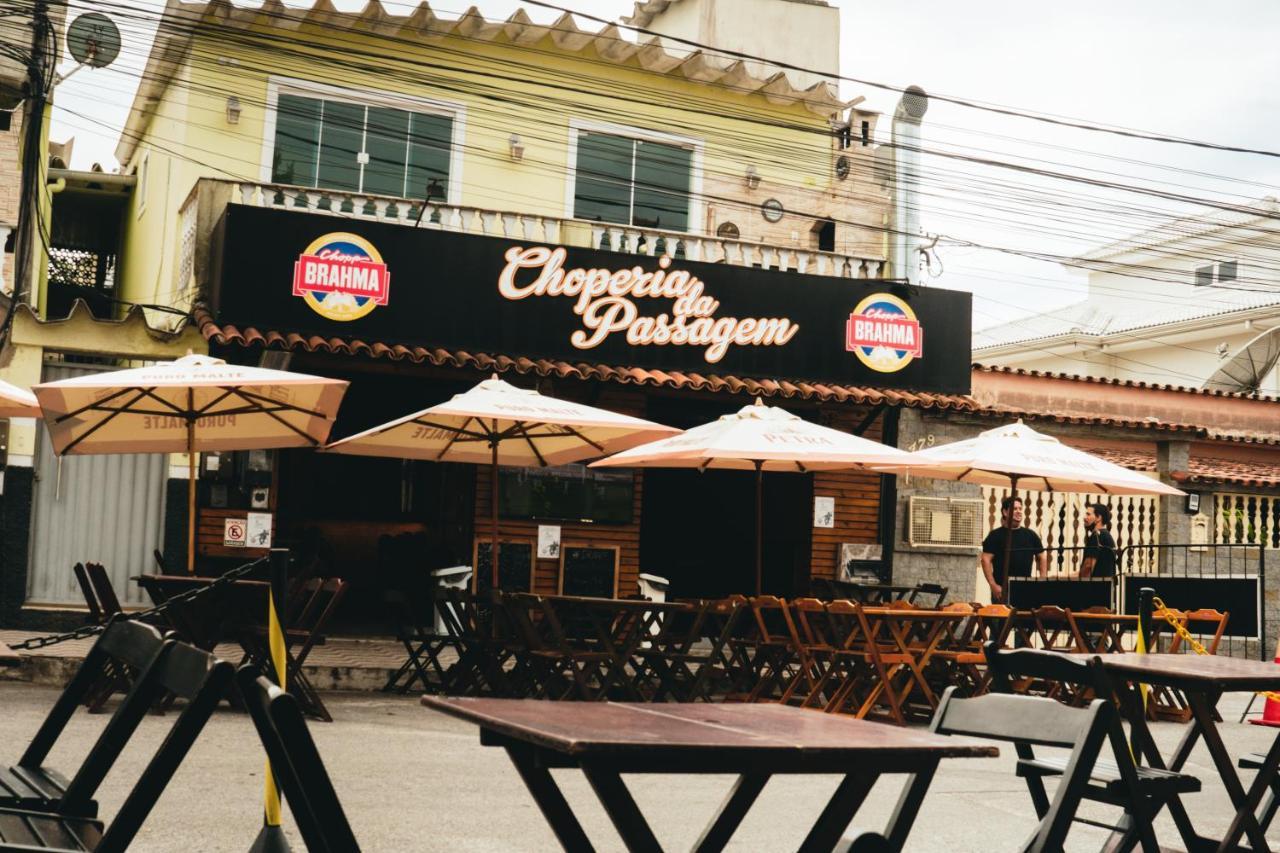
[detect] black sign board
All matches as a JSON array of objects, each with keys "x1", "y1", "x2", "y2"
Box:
[
  {"x1": 559, "y1": 545, "x2": 619, "y2": 599},
  {"x1": 1122, "y1": 575, "x2": 1257, "y2": 637},
  {"x1": 472, "y1": 540, "x2": 533, "y2": 593},
  {"x1": 211, "y1": 204, "x2": 972, "y2": 394},
  {"x1": 1007, "y1": 577, "x2": 1114, "y2": 611}
]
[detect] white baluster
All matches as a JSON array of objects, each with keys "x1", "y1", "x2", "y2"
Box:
[
  {"x1": 544, "y1": 218, "x2": 560, "y2": 244},
  {"x1": 372, "y1": 199, "x2": 388, "y2": 220},
  {"x1": 479, "y1": 211, "x2": 496, "y2": 234},
  {"x1": 796, "y1": 252, "x2": 811, "y2": 274},
  {"x1": 500, "y1": 213, "x2": 519, "y2": 237},
  {"x1": 520, "y1": 216, "x2": 537, "y2": 240}
]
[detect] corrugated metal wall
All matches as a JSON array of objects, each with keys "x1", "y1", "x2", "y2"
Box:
[{"x1": 26, "y1": 362, "x2": 166, "y2": 607}]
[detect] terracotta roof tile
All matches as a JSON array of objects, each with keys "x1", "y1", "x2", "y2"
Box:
[
  {"x1": 194, "y1": 306, "x2": 977, "y2": 411},
  {"x1": 1078, "y1": 447, "x2": 1280, "y2": 489},
  {"x1": 973, "y1": 362, "x2": 1280, "y2": 402}
]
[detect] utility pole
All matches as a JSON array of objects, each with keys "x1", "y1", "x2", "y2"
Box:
[{"x1": 9, "y1": 0, "x2": 52, "y2": 325}]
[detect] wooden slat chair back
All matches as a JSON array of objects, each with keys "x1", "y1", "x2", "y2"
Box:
[
  {"x1": 0, "y1": 642, "x2": 235, "y2": 852},
  {"x1": 83, "y1": 565, "x2": 122, "y2": 622},
  {"x1": 1149, "y1": 607, "x2": 1186, "y2": 654},
  {"x1": 984, "y1": 643, "x2": 1199, "y2": 852},
  {"x1": 71, "y1": 565, "x2": 103, "y2": 626},
  {"x1": 682, "y1": 596, "x2": 750, "y2": 702},
  {"x1": 1178, "y1": 608, "x2": 1229, "y2": 655},
  {"x1": 236, "y1": 667, "x2": 361, "y2": 853},
  {"x1": 0, "y1": 620, "x2": 166, "y2": 815}
]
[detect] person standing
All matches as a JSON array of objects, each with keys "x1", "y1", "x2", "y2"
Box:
[
  {"x1": 981, "y1": 496, "x2": 1047, "y2": 603},
  {"x1": 1080, "y1": 503, "x2": 1117, "y2": 578}
]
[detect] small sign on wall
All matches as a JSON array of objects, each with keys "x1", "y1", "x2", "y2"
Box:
[
  {"x1": 247, "y1": 512, "x2": 273, "y2": 548},
  {"x1": 223, "y1": 518, "x2": 248, "y2": 548},
  {"x1": 537, "y1": 525, "x2": 562, "y2": 559},
  {"x1": 813, "y1": 496, "x2": 835, "y2": 528}
]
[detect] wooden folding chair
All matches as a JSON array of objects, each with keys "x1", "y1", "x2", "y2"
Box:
[
  {"x1": 237, "y1": 577, "x2": 349, "y2": 722},
  {"x1": 237, "y1": 666, "x2": 361, "y2": 853},
  {"x1": 83, "y1": 565, "x2": 123, "y2": 622},
  {"x1": 951, "y1": 604, "x2": 1013, "y2": 696},
  {"x1": 984, "y1": 644, "x2": 1200, "y2": 851},
  {"x1": 1149, "y1": 608, "x2": 1229, "y2": 723},
  {"x1": 381, "y1": 589, "x2": 455, "y2": 695},
  {"x1": 781, "y1": 598, "x2": 840, "y2": 707},
  {"x1": 0, "y1": 620, "x2": 166, "y2": 816},
  {"x1": 0, "y1": 642, "x2": 235, "y2": 852},
  {"x1": 823, "y1": 602, "x2": 910, "y2": 725},
  {"x1": 735, "y1": 596, "x2": 807, "y2": 703}
]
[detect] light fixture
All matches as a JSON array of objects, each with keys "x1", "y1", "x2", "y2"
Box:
[
  {"x1": 225, "y1": 96, "x2": 241, "y2": 125},
  {"x1": 508, "y1": 133, "x2": 524, "y2": 161},
  {"x1": 1186, "y1": 493, "x2": 1201, "y2": 514},
  {"x1": 744, "y1": 164, "x2": 760, "y2": 190}
]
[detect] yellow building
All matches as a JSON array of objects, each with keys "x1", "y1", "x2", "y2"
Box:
[{"x1": 10, "y1": 0, "x2": 976, "y2": 625}]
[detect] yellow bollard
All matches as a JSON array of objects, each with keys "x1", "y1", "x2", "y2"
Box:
[{"x1": 250, "y1": 548, "x2": 291, "y2": 853}]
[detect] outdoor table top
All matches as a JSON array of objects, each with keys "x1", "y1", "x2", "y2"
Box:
[
  {"x1": 1068, "y1": 612, "x2": 1138, "y2": 622},
  {"x1": 1095, "y1": 652, "x2": 1280, "y2": 691},
  {"x1": 0, "y1": 640, "x2": 19, "y2": 667},
  {"x1": 861, "y1": 607, "x2": 964, "y2": 619},
  {"x1": 422, "y1": 697, "x2": 997, "y2": 766}
]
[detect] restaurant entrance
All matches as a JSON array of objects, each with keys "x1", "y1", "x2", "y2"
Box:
[{"x1": 639, "y1": 396, "x2": 813, "y2": 600}]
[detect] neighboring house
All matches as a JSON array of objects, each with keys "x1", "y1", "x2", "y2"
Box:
[
  {"x1": 974, "y1": 197, "x2": 1280, "y2": 395},
  {"x1": 2, "y1": 0, "x2": 948, "y2": 626}
]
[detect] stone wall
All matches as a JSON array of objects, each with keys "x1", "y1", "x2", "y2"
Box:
[{"x1": 891, "y1": 409, "x2": 985, "y2": 602}]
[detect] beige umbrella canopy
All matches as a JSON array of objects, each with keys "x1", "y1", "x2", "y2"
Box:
[
  {"x1": 592, "y1": 398, "x2": 916, "y2": 595},
  {"x1": 0, "y1": 378, "x2": 40, "y2": 419},
  {"x1": 875, "y1": 420, "x2": 1183, "y2": 593},
  {"x1": 33, "y1": 353, "x2": 349, "y2": 572},
  {"x1": 876, "y1": 420, "x2": 1185, "y2": 497},
  {"x1": 324, "y1": 375, "x2": 679, "y2": 588}
]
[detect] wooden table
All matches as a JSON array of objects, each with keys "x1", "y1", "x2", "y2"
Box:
[
  {"x1": 0, "y1": 640, "x2": 20, "y2": 667},
  {"x1": 423, "y1": 697, "x2": 997, "y2": 852},
  {"x1": 1066, "y1": 611, "x2": 1138, "y2": 654},
  {"x1": 862, "y1": 609, "x2": 966, "y2": 721},
  {"x1": 1099, "y1": 653, "x2": 1280, "y2": 852}
]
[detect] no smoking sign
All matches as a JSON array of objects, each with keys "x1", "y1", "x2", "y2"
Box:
[{"x1": 223, "y1": 518, "x2": 248, "y2": 548}]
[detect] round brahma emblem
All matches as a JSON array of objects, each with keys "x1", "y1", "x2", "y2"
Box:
[
  {"x1": 845, "y1": 293, "x2": 923, "y2": 373},
  {"x1": 291, "y1": 232, "x2": 391, "y2": 322}
]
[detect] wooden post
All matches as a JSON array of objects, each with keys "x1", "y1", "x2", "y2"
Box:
[
  {"x1": 186, "y1": 394, "x2": 196, "y2": 575},
  {"x1": 754, "y1": 461, "x2": 764, "y2": 597},
  {"x1": 490, "y1": 442, "x2": 500, "y2": 591}
]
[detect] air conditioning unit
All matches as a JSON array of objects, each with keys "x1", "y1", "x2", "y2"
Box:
[{"x1": 907, "y1": 496, "x2": 983, "y2": 549}]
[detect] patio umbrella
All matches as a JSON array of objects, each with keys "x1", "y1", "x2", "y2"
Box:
[
  {"x1": 875, "y1": 420, "x2": 1184, "y2": 593},
  {"x1": 323, "y1": 375, "x2": 679, "y2": 588},
  {"x1": 591, "y1": 398, "x2": 915, "y2": 595},
  {"x1": 0, "y1": 378, "x2": 40, "y2": 418},
  {"x1": 32, "y1": 352, "x2": 349, "y2": 573}
]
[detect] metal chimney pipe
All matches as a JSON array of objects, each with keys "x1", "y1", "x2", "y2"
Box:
[{"x1": 892, "y1": 86, "x2": 929, "y2": 284}]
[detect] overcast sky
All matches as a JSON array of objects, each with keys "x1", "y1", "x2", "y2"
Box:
[{"x1": 49, "y1": 0, "x2": 1280, "y2": 335}]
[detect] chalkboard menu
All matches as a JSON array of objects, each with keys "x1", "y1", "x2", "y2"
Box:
[
  {"x1": 472, "y1": 540, "x2": 534, "y2": 593},
  {"x1": 1007, "y1": 578, "x2": 1114, "y2": 611},
  {"x1": 1122, "y1": 575, "x2": 1257, "y2": 637},
  {"x1": 559, "y1": 545, "x2": 619, "y2": 599}
]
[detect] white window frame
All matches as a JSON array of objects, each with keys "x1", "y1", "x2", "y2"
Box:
[
  {"x1": 565, "y1": 118, "x2": 704, "y2": 236},
  {"x1": 260, "y1": 76, "x2": 466, "y2": 206}
]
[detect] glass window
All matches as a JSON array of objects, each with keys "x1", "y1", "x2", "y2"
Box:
[
  {"x1": 1195, "y1": 264, "x2": 1214, "y2": 287},
  {"x1": 573, "y1": 131, "x2": 692, "y2": 231},
  {"x1": 271, "y1": 94, "x2": 321, "y2": 186},
  {"x1": 270, "y1": 91, "x2": 454, "y2": 199},
  {"x1": 1219, "y1": 260, "x2": 1238, "y2": 283}
]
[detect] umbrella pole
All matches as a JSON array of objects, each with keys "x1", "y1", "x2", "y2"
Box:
[
  {"x1": 754, "y1": 461, "x2": 763, "y2": 597},
  {"x1": 490, "y1": 441, "x2": 500, "y2": 591},
  {"x1": 187, "y1": 403, "x2": 196, "y2": 576},
  {"x1": 1000, "y1": 475, "x2": 1019, "y2": 603}
]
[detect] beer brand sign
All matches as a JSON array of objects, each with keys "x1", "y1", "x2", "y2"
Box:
[
  {"x1": 498, "y1": 246, "x2": 799, "y2": 364},
  {"x1": 292, "y1": 232, "x2": 391, "y2": 322},
  {"x1": 845, "y1": 293, "x2": 923, "y2": 373}
]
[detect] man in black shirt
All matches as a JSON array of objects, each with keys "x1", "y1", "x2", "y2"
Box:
[
  {"x1": 1080, "y1": 502, "x2": 1117, "y2": 578},
  {"x1": 981, "y1": 496, "x2": 1047, "y2": 602}
]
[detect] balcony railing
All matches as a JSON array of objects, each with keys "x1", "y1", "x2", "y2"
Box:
[{"x1": 221, "y1": 180, "x2": 887, "y2": 279}]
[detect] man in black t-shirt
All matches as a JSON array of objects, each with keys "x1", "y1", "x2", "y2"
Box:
[
  {"x1": 1080, "y1": 502, "x2": 1117, "y2": 578},
  {"x1": 981, "y1": 496, "x2": 1047, "y2": 602}
]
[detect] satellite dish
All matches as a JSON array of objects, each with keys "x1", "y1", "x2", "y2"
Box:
[
  {"x1": 1202, "y1": 326, "x2": 1280, "y2": 394},
  {"x1": 66, "y1": 13, "x2": 121, "y2": 69}
]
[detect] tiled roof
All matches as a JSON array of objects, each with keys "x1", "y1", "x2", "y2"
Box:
[
  {"x1": 973, "y1": 363, "x2": 1280, "y2": 401},
  {"x1": 118, "y1": 0, "x2": 848, "y2": 165},
  {"x1": 1080, "y1": 446, "x2": 1280, "y2": 489},
  {"x1": 194, "y1": 306, "x2": 976, "y2": 410}
]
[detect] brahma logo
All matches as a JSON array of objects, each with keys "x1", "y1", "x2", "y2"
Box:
[
  {"x1": 846, "y1": 293, "x2": 922, "y2": 373},
  {"x1": 292, "y1": 232, "x2": 390, "y2": 322}
]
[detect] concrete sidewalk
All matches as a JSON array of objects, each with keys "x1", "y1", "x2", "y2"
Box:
[{"x1": 0, "y1": 681, "x2": 1275, "y2": 851}]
